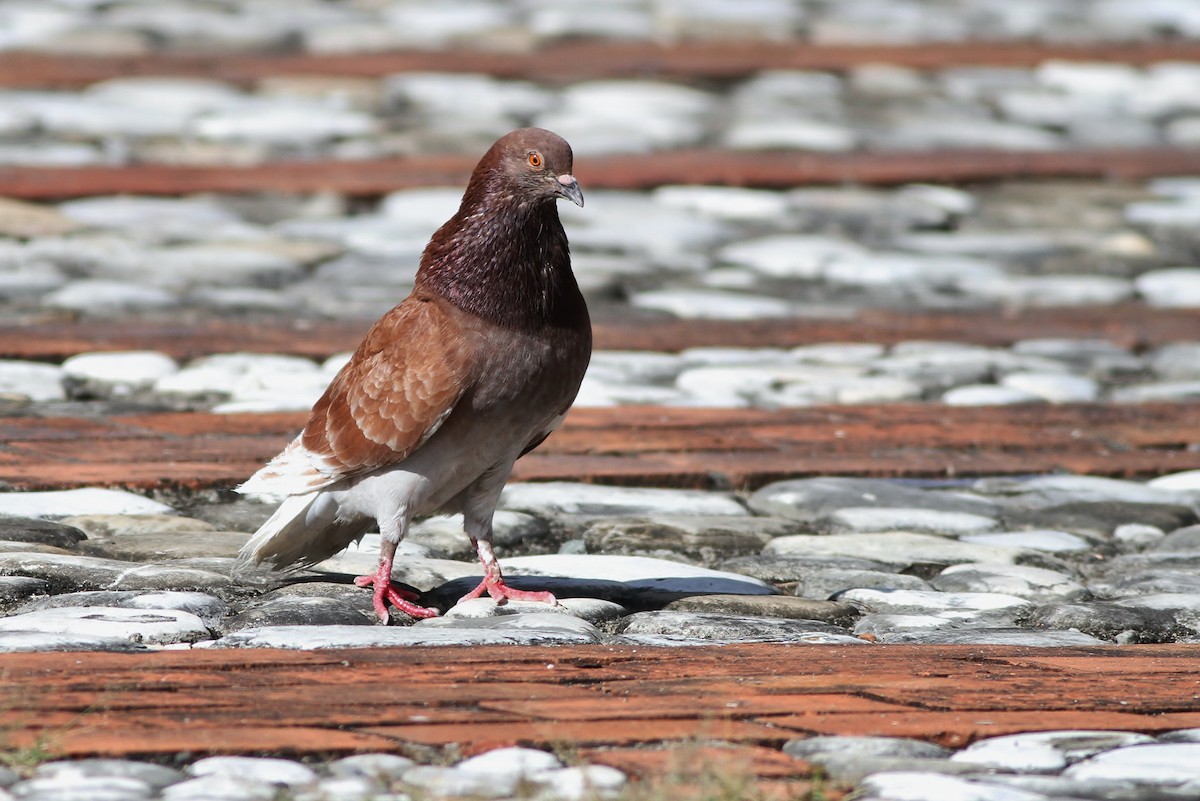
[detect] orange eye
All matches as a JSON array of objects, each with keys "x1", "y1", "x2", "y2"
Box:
[{"x1": 527, "y1": 151, "x2": 543, "y2": 169}]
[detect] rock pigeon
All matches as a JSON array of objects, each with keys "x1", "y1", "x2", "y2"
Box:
[{"x1": 236, "y1": 128, "x2": 590, "y2": 622}]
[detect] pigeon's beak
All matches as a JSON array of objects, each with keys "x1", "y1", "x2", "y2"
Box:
[{"x1": 556, "y1": 173, "x2": 585, "y2": 207}]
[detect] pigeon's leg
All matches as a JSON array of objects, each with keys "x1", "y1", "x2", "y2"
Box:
[
  {"x1": 353, "y1": 521, "x2": 439, "y2": 623},
  {"x1": 458, "y1": 466, "x2": 557, "y2": 606}
]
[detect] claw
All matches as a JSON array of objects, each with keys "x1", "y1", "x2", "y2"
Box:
[
  {"x1": 354, "y1": 570, "x2": 439, "y2": 623},
  {"x1": 459, "y1": 574, "x2": 558, "y2": 606}
]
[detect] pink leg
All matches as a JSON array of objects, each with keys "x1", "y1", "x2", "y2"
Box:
[
  {"x1": 458, "y1": 536, "x2": 557, "y2": 606},
  {"x1": 354, "y1": 540, "x2": 438, "y2": 623}
]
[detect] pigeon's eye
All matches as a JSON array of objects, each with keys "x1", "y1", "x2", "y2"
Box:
[{"x1": 527, "y1": 151, "x2": 543, "y2": 169}]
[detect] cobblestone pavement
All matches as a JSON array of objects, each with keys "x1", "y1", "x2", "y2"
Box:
[{"x1": 2, "y1": 1, "x2": 1200, "y2": 799}]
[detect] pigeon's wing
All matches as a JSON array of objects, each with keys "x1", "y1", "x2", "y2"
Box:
[{"x1": 240, "y1": 295, "x2": 473, "y2": 494}]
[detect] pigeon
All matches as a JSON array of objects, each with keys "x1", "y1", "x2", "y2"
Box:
[{"x1": 236, "y1": 128, "x2": 590, "y2": 622}]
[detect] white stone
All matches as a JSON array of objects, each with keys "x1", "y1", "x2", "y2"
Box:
[
  {"x1": 724, "y1": 119, "x2": 857, "y2": 151},
  {"x1": 214, "y1": 624, "x2": 599, "y2": 649},
  {"x1": 86, "y1": 76, "x2": 244, "y2": 115},
  {"x1": 935, "y1": 563, "x2": 1086, "y2": 601},
  {"x1": 535, "y1": 765, "x2": 627, "y2": 800},
  {"x1": 1036, "y1": 61, "x2": 1144, "y2": 97},
  {"x1": 1000, "y1": 372, "x2": 1099, "y2": 403},
  {"x1": 1113, "y1": 524, "x2": 1166, "y2": 549},
  {"x1": 455, "y1": 747, "x2": 562, "y2": 780},
  {"x1": 1126, "y1": 199, "x2": 1200, "y2": 227},
  {"x1": 765, "y1": 532, "x2": 1027, "y2": 567},
  {"x1": 0, "y1": 360, "x2": 65, "y2": 402},
  {"x1": 0, "y1": 488, "x2": 174, "y2": 518},
  {"x1": 189, "y1": 756, "x2": 317, "y2": 786},
  {"x1": 61, "y1": 351, "x2": 178, "y2": 392},
  {"x1": 991, "y1": 474, "x2": 1194, "y2": 506},
  {"x1": 163, "y1": 775, "x2": 280, "y2": 801},
  {"x1": 191, "y1": 100, "x2": 377, "y2": 144},
  {"x1": 973, "y1": 274, "x2": 1134, "y2": 307},
  {"x1": 717, "y1": 234, "x2": 865, "y2": 279},
  {"x1": 943, "y1": 385, "x2": 1042, "y2": 406},
  {"x1": 384, "y1": 73, "x2": 551, "y2": 121},
  {"x1": 587, "y1": 351, "x2": 685, "y2": 384},
  {"x1": 0, "y1": 607, "x2": 209, "y2": 645},
  {"x1": 952, "y1": 730, "x2": 1156, "y2": 773},
  {"x1": 856, "y1": 771, "x2": 1052, "y2": 801},
  {"x1": 58, "y1": 195, "x2": 242, "y2": 231},
  {"x1": 44, "y1": 280, "x2": 177, "y2": 313},
  {"x1": 838, "y1": 588, "x2": 1031, "y2": 618},
  {"x1": 791, "y1": 343, "x2": 885, "y2": 365},
  {"x1": 1150, "y1": 342, "x2": 1200, "y2": 380},
  {"x1": 402, "y1": 765, "x2": 509, "y2": 799},
  {"x1": 653, "y1": 185, "x2": 790, "y2": 222},
  {"x1": 500, "y1": 482, "x2": 746, "y2": 517},
  {"x1": 631, "y1": 288, "x2": 794, "y2": 320},
  {"x1": 498, "y1": 555, "x2": 774, "y2": 596},
  {"x1": 379, "y1": 186, "x2": 466, "y2": 231},
  {"x1": 961, "y1": 530, "x2": 1092, "y2": 553},
  {"x1": 1148, "y1": 470, "x2": 1200, "y2": 491},
  {"x1": 1137, "y1": 267, "x2": 1200, "y2": 307},
  {"x1": 9, "y1": 775, "x2": 153, "y2": 801},
  {"x1": 1064, "y1": 743, "x2": 1200, "y2": 784}
]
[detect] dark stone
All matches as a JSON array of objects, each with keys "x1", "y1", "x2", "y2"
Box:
[
  {"x1": 0, "y1": 517, "x2": 86, "y2": 549},
  {"x1": 718, "y1": 555, "x2": 898, "y2": 584},
  {"x1": 665, "y1": 594, "x2": 860, "y2": 626},
  {"x1": 1000, "y1": 501, "x2": 1197, "y2": 539},
  {"x1": 1025, "y1": 601, "x2": 1187, "y2": 643},
  {"x1": 222, "y1": 595, "x2": 376, "y2": 633},
  {"x1": 614, "y1": 610, "x2": 854, "y2": 643},
  {"x1": 0, "y1": 576, "x2": 50, "y2": 604}
]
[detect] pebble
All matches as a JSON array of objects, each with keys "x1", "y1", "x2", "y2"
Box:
[
  {"x1": 0, "y1": 488, "x2": 174, "y2": 519},
  {"x1": 1136, "y1": 267, "x2": 1200, "y2": 307}
]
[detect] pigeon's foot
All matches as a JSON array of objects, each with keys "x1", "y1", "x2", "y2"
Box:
[
  {"x1": 354, "y1": 571, "x2": 439, "y2": 623},
  {"x1": 459, "y1": 574, "x2": 558, "y2": 606}
]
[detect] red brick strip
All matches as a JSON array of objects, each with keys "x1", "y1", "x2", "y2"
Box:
[
  {"x1": 2, "y1": 41, "x2": 1200, "y2": 89},
  {"x1": 5, "y1": 304, "x2": 1199, "y2": 362},
  {"x1": 0, "y1": 644, "x2": 1197, "y2": 794},
  {"x1": 1, "y1": 147, "x2": 1198, "y2": 199},
  {"x1": 2, "y1": 403, "x2": 1198, "y2": 491}
]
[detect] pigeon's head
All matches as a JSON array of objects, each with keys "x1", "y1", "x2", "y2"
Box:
[{"x1": 482, "y1": 127, "x2": 584, "y2": 208}]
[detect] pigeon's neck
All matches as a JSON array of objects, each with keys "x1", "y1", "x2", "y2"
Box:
[{"x1": 417, "y1": 193, "x2": 585, "y2": 332}]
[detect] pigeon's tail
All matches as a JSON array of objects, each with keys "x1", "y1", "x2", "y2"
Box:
[{"x1": 237, "y1": 491, "x2": 372, "y2": 572}]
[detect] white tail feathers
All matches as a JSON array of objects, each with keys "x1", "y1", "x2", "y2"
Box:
[{"x1": 237, "y1": 492, "x2": 371, "y2": 571}]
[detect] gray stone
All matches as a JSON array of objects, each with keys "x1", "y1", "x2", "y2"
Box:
[
  {"x1": 838, "y1": 588, "x2": 1032, "y2": 619},
  {"x1": 784, "y1": 735, "x2": 950, "y2": 763},
  {"x1": 0, "y1": 517, "x2": 85, "y2": 549},
  {"x1": 0, "y1": 552, "x2": 233, "y2": 593},
  {"x1": 997, "y1": 500, "x2": 1196, "y2": 539},
  {"x1": 18, "y1": 590, "x2": 229, "y2": 625},
  {"x1": 874, "y1": 627, "x2": 1108, "y2": 646},
  {"x1": 614, "y1": 610, "x2": 857, "y2": 644},
  {"x1": 1150, "y1": 524, "x2": 1200, "y2": 551},
  {"x1": 1024, "y1": 602, "x2": 1184, "y2": 643},
  {"x1": 408, "y1": 511, "x2": 549, "y2": 560},
  {"x1": 664, "y1": 595, "x2": 860, "y2": 626},
  {"x1": 749, "y1": 477, "x2": 996, "y2": 525},
  {"x1": 78, "y1": 528, "x2": 249, "y2": 562},
  {"x1": 797, "y1": 569, "x2": 933, "y2": 600},
  {"x1": 853, "y1": 771, "x2": 1052, "y2": 801}
]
